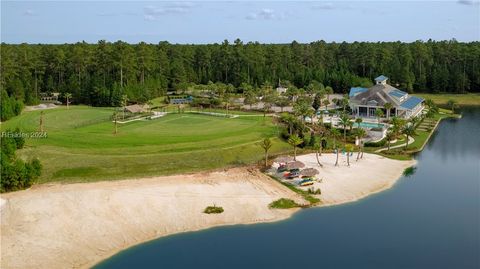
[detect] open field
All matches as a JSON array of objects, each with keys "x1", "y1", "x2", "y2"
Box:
[
  {"x1": 1, "y1": 106, "x2": 290, "y2": 183},
  {"x1": 414, "y1": 93, "x2": 480, "y2": 106}
]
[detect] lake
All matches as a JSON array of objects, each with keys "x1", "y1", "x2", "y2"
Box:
[{"x1": 95, "y1": 107, "x2": 479, "y2": 269}]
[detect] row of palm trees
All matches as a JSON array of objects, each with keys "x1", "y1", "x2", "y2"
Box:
[
  {"x1": 263, "y1": 105, "x2": 428, "y2": 168},
  {"x1": 261, "y1": 110, "x2": 370, "y2": 168}
]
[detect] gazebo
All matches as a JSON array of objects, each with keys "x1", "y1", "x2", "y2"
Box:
[
  {"x1": 286, "y1": 161, "x2": 305, "y2": 170},
  {"x1": 274, "y1": 156, "x2": 294, "y2": 164},
  {"x1": 300, "y1": 168, "x2": 319, "y2": 177}
]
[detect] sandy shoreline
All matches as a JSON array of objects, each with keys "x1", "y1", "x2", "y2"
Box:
[
  {"x1": 1, "y1": 154, "x2": 415, "y2": 269},
  {"x1": 295, "y1": 153, "x2": 416, "y2": 207}
]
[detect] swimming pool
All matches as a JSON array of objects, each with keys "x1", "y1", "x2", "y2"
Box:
[{"x1": 358, "y1": 122, "x2": 384, "y2": 129}]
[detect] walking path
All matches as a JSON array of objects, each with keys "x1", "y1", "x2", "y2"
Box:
[{"x1": 375, "y1": 136, "x2": 415, "y2": 153}]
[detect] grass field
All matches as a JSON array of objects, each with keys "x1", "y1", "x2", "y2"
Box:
[
  {"x1": 1, "y1": 106, "x2": 290, "y2": 183},
  {"x1": 414, "y1": 93, "x2": 480, "y2": 106}
]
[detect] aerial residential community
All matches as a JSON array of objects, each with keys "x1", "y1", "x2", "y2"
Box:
[{"x1": 1, "y1": 1, "x2": 479, "y2": 269}]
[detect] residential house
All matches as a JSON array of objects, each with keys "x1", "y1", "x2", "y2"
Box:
[{"x1": 349, "y1": 75, "x2": 424, "y2": 119}]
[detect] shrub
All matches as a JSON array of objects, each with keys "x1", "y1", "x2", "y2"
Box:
[
  {"x1": 308, "y1": 134, "x2": 317, "y2": 148},
  {"x1": 204, "y1": 205, "x2": 224, "y2": 214},
  {"x1": 280, "y1": 129, "x2": 290, "y2": 140},
  {"x1": 13, "y1": 128, "x2": 25, "y2": 149},
  {"x1": 307, "y1": 187, "x2": 321, "y2": 195},
  {"x1": 27, "y1": 158, "x2": 42, "y2": 179},
  {"x1": 364, "y1": 138, "x2": 387, "y2": 147},
  {"x1": 403, "y1": 166, "x2": 417, "y2": 177},
  {"x1": 269, "y1": 198, "x2": 300, "y2": 209},
  {"x1": 1, "y1": 135, "x2": 42, "y2": 192},
  {"x1": 321, "y1": 139, "x2": 327, "y2": 149}
]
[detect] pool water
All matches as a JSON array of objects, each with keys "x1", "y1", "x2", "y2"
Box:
[{"x1": 358, "y1": 121, "x2": 384, "y2": 129}]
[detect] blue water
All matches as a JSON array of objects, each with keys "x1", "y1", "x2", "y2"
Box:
[
  {"x1": 95, "y1": 108, "x2": 480, "y2": 269},
  {"x1": 359, "y1": 121, "x2": 384, "y2": 129}
]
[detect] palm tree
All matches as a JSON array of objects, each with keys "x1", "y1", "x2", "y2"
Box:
[
  {"x1": 403, "y1": 124, "x2": 416, "y2": 150},
  {"x1": 313, "y1": 122, "x2": 327, "y2": 155},
  {"x1": 323, "y1": 99, "x2": 330, "y2": 113},
  {"x1": 275, "y1": 96, "x2": 290, "y2": 112},
  {"x1": 447, "y1": 99, "x2": 457, "y2": 113},
  {"x1": 293, "y1": 98, "x2": 312, "y2": 124},
  {"x1": 121, "y1": 94, "x2": 128, "y2": 120},
  {"x1": 341, "y1": 94, "x2": 349, "y2": 112},
  {"x1": 384, "y1": 102, "x2": 393, "y2": 120},
  {"x1": 313, "y1": 142, "x2": 324, "y2": 167},
  {"x1": 288, "y1": 134, "x2": 303, "y2": 161},
  {"x1": 345, "y1": 144, "x2": 354, "y2": 166},
  {"x1": 312, "y1": 90, "x2": 324, "y2": 113},
  {"x1": 391, "y1": 116, "x2": 405, "y2": 139},
  {"x1": 410, "y1": 116, "x2": 420, "y2": 128},
  {"x1": 429, "y1": 103, "x2": 439, "y2": 114},
  {"x1": 425, "y1": 109, "x2": 435, "y2": 128},
  {"x1": 356, "y1": 128, "x2": 367, "y2": 160},
  {"x1": 385, "y1": 131, "x2": 396, "y2": 151},
  {"x1": 324, "y1": 86, "x2": 334, "y2": 104},
  {"x1": 223, "y1": 92, "x2": 232, "y2": 115},
  {"x1": 244, "y1": 91, "x2": 257, "y2": 109},
  {"x1": 348, "y1": 121, "x2": 354, "y2": 132},
  {"x1": 330, "y1": 128, "x2": 341, "y2": 166},
  {"x1": 64, "y1": 92, "x2": 72, "y2": 109},
  {"x1": 424, "y1": 98, "x2": 435, "y2": 110},
  {"x1": 375, "y1": 108, "x2": 384, "y2": 124},
  {"x1": 331, "y1": 98, "x2": 339, "y2": 109},
  {"x1": 339, "y1": 113, "x2": 350, "y2": 143},
  {"x1": 280, "y1": 113, "x2": 296, "y2": 135},
  {"x1": 355, "y1": 117, "x2": 363, "y2": 129},
  {"x1": 259, "y1": 138, "x2": 273, "y2": 168},
  {"x1": 330, "y1": 128, "x2": 340, "y2": 150},
  {"x1": 112, "y1": 111, "x2": 118, "y2": 134}
]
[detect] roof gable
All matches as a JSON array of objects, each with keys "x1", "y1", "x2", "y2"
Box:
[
  {"x1": 125, "y1": 104, "x2": 144, "y2": 113},
  {"x1": 389, "y1": 89, "x2": 407, "y2": 98},
  {"x1": 400, "y1": 96, "x2": 424, "y2": 110},
  {"x1": 350, "y1": 84, "x2": 400, "y2": 106},
  {"x1": 375, "y1": 75, "x2": 389, "y2": 82},
  {"x1": 349, "y1": 87, "x2": 368, "y2": 97}
]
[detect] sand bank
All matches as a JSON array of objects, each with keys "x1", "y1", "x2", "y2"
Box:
[
  {"x1": 1, "y1": 168, "x2": 303, "y2": 269},
  {"x1": 1, "y1": 154, "x2": 415, "y2": 269},
  {"x1": 293, "y1": 153, "x2": 416, "y2": 206}
]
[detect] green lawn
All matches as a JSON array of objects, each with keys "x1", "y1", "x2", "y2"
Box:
[
  {"x1": 186, "y1": 107, "x2": 263, "y2": 115},
  {"x1": 414, "y1": 93, "x2": 480, "y2": 106},
  {"x1": 1, "y1": 106, "x2": 290, "y2": 183}
]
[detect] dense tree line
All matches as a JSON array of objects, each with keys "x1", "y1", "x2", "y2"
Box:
[
  {"x1": 1, "y1": 129, "x2": 42, "y2": 192},
  {"x1": 1, "y1": 88, "x2": 24, "y2": 121},
  {"x1": 1, "y1": 39, "x2": 479, "y2": 111}
]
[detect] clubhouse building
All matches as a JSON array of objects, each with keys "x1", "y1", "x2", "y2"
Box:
[{"x1": 349, "y1": 75, "x2": 424, "y2": 119}]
